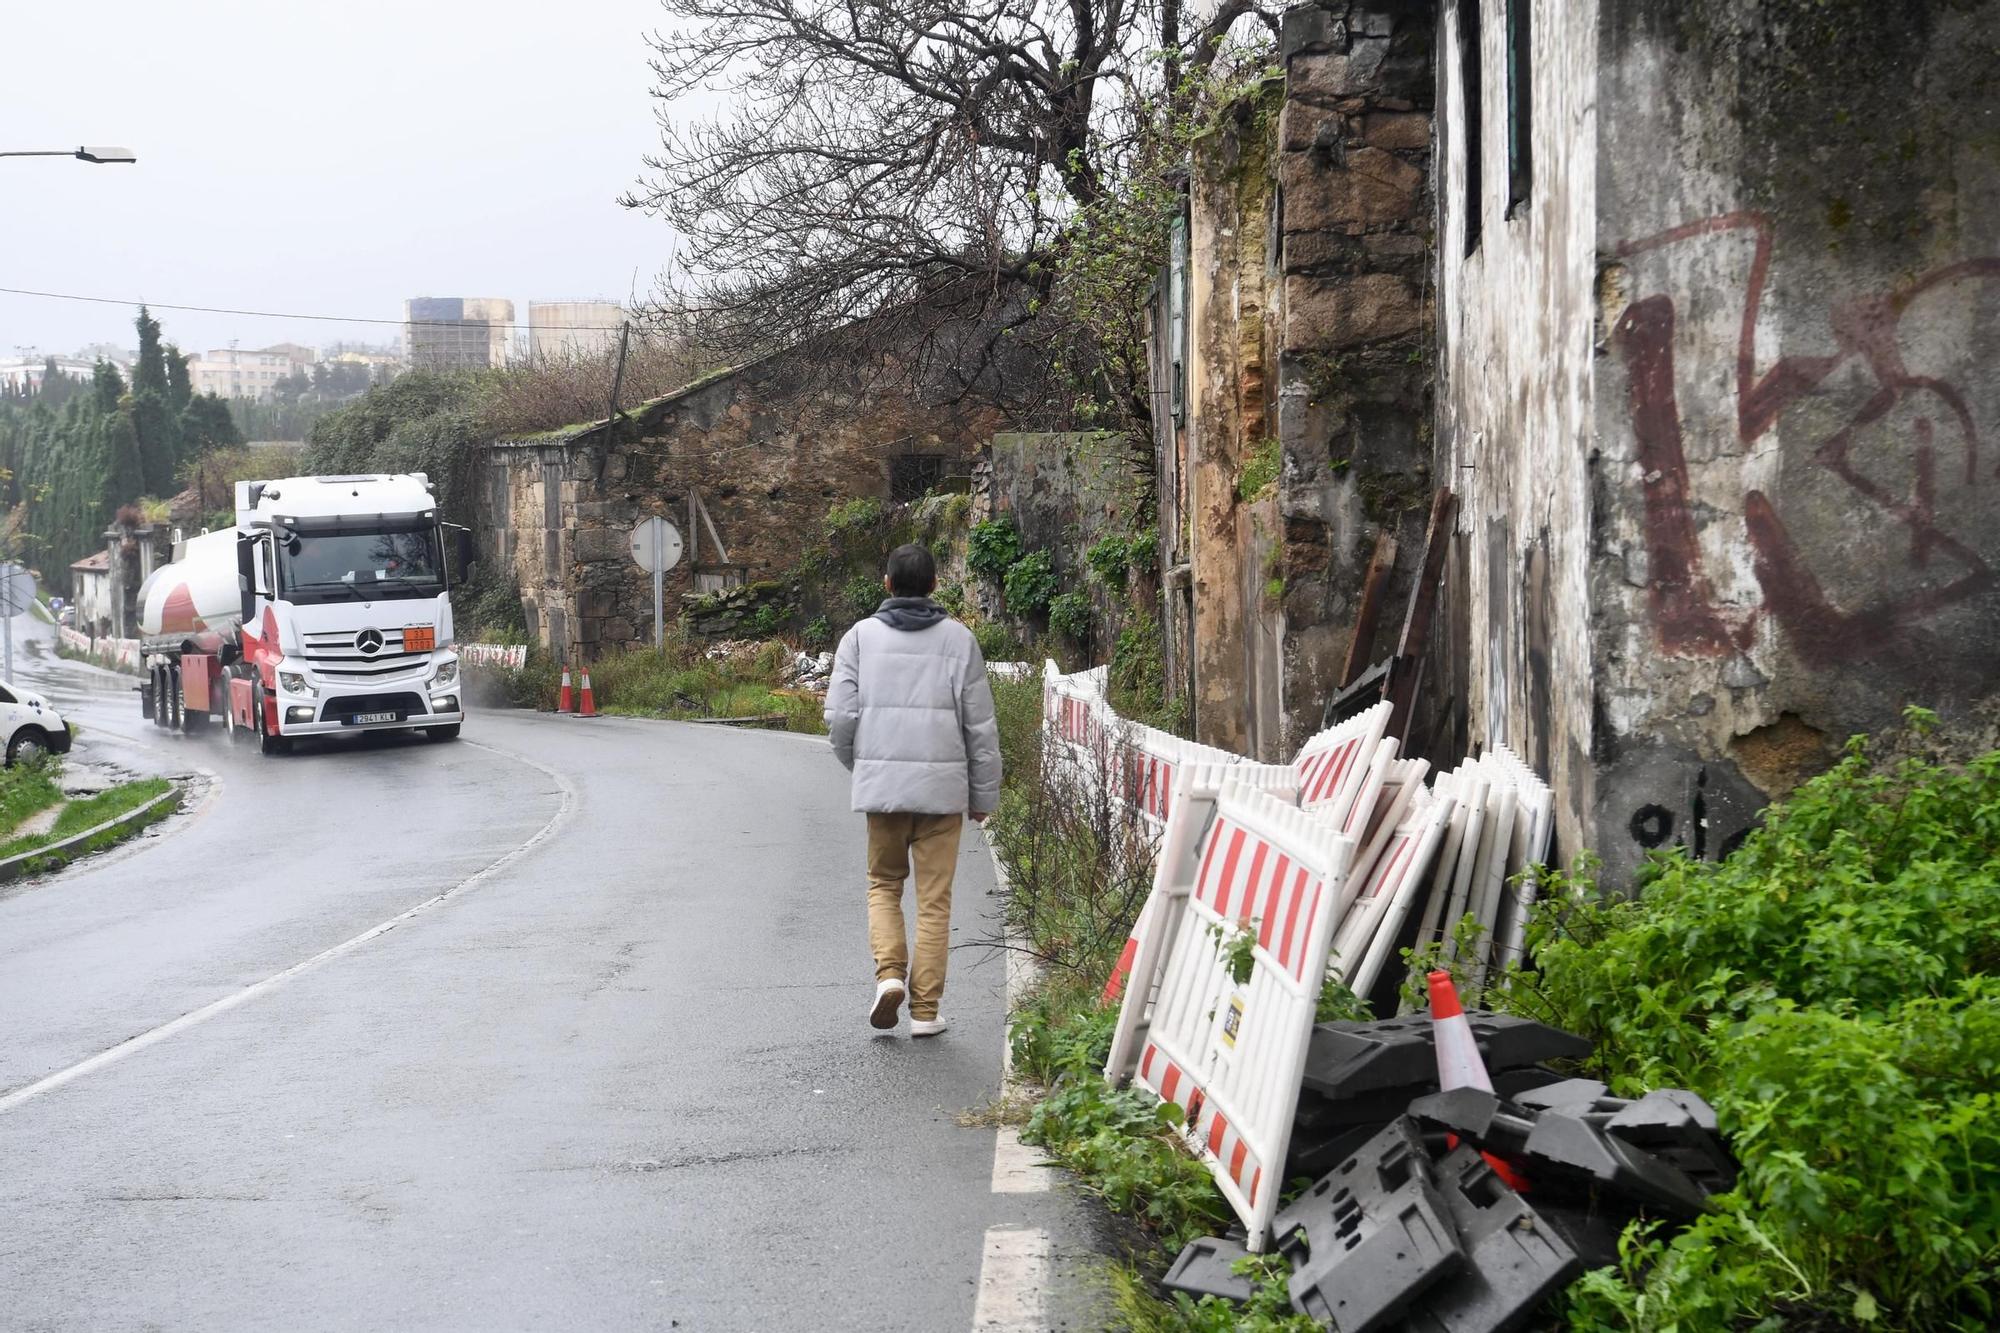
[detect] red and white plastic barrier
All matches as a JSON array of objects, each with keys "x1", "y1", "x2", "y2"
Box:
[
  {"x1": 1104, "y1": 760, "x2": 1301, "y2": 1076},
  {"x1": 1333, "y1": 787, "x2": 1456, "y2": 996},
  {"x1": 458, "y1": 642, "x2": 528, "y2": 670},
  {"x1": 1292, "y1": 702, "x2": 1391, "y2": 826},
  {"x1": 1131, "y1": 781, "x2": 1357, "y2": 1249}
]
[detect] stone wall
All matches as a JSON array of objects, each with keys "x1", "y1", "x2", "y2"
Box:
[
  {"x1": 475, "y1": 345, "x2": 1009, "y2": 661},
  {"x1": 1168, "y1": 2, "x2": 1437, "y2": 760},
  {"x1": 1437, "y1": 0, "x2": 2000, "y2": 881}
]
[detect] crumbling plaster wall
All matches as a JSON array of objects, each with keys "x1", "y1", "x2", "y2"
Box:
[
  {"x1": 1590, "y1": 0, "x2": 2000, "y2": 881},
  {"x1": 1187, "y1": 88, "x2": 1288, "y2": 758},
  {"x1": 1435, "y1": 0, "x2": 1600, "y2": 859},
  {"x1": 477, "y1": 352, "x2": 1006, "y2": 660}
]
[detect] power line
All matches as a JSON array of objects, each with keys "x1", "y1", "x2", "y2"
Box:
[{"x1": 0, "y1": 284, "x2": 641, "y2": 333}]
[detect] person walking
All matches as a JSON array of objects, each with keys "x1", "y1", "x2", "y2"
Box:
[{"x1": 825, "y1": 542, "x2": 1002, "y2": 1037}]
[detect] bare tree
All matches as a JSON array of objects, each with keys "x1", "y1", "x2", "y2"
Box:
[{"x1": 622, "y1": 0, "x2": 1277, "y2": 374}]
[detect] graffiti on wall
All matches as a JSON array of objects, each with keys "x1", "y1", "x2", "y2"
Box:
[{"x1": 1611, "y1": 210, "x2": 1999, "y2": 665}]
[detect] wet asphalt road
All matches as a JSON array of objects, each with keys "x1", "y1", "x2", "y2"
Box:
[{"x1": 0, "y1": 614, "x2": 1112, "y2": 1330}]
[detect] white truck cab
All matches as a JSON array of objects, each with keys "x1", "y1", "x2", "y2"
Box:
[{"x1": 233, "y1": 474, "x2": 465, "y2": 750}]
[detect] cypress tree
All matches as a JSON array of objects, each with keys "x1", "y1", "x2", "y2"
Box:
[{"x1": 131, "y1": 307, "x2": 181, "y2": 489}]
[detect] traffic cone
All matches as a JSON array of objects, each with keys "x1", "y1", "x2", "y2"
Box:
[
  {"x1": 1429, "y1": 969, "x2": 1532, "y2": 1190},
  {"x1": 577, "y1": 669, "x2": 597, "y2": 717},
  {"x1": 1428, "y1": 970, "x2": 1493, "y2": 1091},
  {"x1": 556, "y1": 667, "x2": 574, "y2": 713}
]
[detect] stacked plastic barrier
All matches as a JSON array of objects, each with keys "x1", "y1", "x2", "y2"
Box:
[
  {"x1": 1126, "y1": 780, "x2": 1357, "y2": 1249},
  {"x1": 1331, "y1": 788, "x2": 1457, "y2": 997},
  {"x1": 1291, "y1": 701, "x2": 1391, "y2": 826},
  {"x1": 458, "y1": 642, "x2": 528, "y2": 670},
  {"x1": 1390, "y1": 745, "x2": 1555, "y2": 988},
  {"x1": 1104, "y1": 760, "x2": 1301, "y2": 1063}
]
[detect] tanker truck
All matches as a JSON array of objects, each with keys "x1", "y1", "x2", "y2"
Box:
[{"x1": 136, "y1": 473, "x2": 466, "y2": 754}]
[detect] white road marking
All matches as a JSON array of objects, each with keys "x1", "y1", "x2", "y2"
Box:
[
  {"x1": 971, "y1": 1226, "x2": 1053, "y2": 1331},
  {"x1": 990, "y1": 1125, "x2": 1050, "y2": 1193},
  {"x1": 0, "y1": 739, "x2": 578, "y2": 1115}
]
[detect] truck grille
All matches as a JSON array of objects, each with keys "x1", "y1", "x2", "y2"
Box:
[
  {"x1": 302, "y1": 628, "x2": 432, "y2": 681},
  {"x1": 320, "y1": 692, "x2": 427, "y2": 724}
]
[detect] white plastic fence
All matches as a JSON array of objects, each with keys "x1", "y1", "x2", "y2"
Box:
[
  {"x1": 1132, "y1": 780, "x2": 1356, "y2": 1249},
  {"x1": 458, "y1": 642, "x2": 528, "y2": 670},
  {"x1": 59, "y1": 626, "x2": 140, "y2": 669}
]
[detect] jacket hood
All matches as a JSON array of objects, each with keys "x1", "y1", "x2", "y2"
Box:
[{"x1": 872, "y1": 597, "x2": 949, "y2": 631}]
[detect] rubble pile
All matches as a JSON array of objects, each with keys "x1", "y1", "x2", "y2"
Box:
[
  {"x1": 783, "y1": 651, "x2": 835, "y2": 689},
  {"x1": 1164, "y1": 1012, "x2": 1736, "y2": 1331}
]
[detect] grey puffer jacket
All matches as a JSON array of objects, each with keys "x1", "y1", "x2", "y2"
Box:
[{"x1": 825, "y1": 598, "x2": 1002, "y2": 815}]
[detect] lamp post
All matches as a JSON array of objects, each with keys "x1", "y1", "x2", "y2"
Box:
[{"x1": 0, "y1": 146, "x2": 136, "y2": 165}]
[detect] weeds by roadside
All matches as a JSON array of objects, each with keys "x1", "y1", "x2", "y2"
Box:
[
  {"x1": 0, "y1": 775, "x2": 179, "y2": 874},
  {"x1": 460, "y1": 635, "x2": 826, "y2": 733}
]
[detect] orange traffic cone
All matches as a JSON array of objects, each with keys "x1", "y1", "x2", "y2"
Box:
[
  {"x1": 1427, "y1": 970, "x2": 1492, "y2": 1091},
  {"x1": 577, "y1": 669, "x2": 597, "y2": 717},
  {"x1": 556, "y1": 667, "x2": 574, "y2": 713},
  {"x1": 1430, "y1": 969, "x2": 1531, "y2": 1190}
]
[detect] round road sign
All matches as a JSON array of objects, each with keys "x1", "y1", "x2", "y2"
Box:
[{"x1": 628, "y1": 517, "x2": 684, "y2": 574}]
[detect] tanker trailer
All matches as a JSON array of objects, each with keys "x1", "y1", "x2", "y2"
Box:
[{"x1": 138, "y1": 473, "x2": 467, "y2": 754}]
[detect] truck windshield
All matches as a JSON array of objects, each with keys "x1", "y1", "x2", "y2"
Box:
[{"x1": 279, "y1": 527, "x2": 444, "y2": 604}]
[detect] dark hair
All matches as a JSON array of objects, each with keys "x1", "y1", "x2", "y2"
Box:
[{"x1": 884, "y1": 542, "x2": 937, "y2": 597}]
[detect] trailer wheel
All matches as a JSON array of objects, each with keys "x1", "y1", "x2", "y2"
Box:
[
  {"x1": 224, "y1": 697, "x2": 239, "y2": 744},
  {"x1": 167, "y1": 666, "x2": 184, "y2": 731},
  {"x1": 254, "y1": 686, "x2": 290, "y2": 756},
  {"x1": 150, "y1": 668, "x2": 170, "y2": 729}
]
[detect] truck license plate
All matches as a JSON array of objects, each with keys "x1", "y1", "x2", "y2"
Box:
[{"x1": 352, "y1": 711, "x2": 397, "y2": 724}]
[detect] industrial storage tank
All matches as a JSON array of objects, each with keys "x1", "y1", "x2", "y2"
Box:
[{"x1": 136, "y1": 528, "x2": 244, "y2": 645}]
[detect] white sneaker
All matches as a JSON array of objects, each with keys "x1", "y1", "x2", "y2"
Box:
[
  {"x1": 910, "y1": 1016, "x2": 948, "y2": 1038},
  {"x1": 869, "y1": 977, "x2": 906, "y2": 1030}
]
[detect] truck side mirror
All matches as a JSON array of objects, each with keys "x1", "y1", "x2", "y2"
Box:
[{"x1": 236, "y1": 533, "x2": 256, "y2": 626}]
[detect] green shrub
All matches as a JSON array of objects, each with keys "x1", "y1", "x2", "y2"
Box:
[
  {"x1": 1472, "y1": 713, "x2": 2000, "y2": 1330},
  {"x1": 1003, "y1": 550, "x2": 1059, "y2": 616},
  {"x1": 1237, "y1": 437, "x2": 1280, "y2": 503},
  {"x1": 968, "y1": 517, "x2": 1024, "y2": 578},
  {"x1": 1126, "y1": 527, "x2": 1159, "y2": 574},
  {"x1": 934, "y1": 581, "x2": 966, "y2": 615},
  {"x1": 1110, "y1": 605, "x2": 1184, "y2": 734},
  {"x1": 973, "y1": 619, "x2": 1020, "y2": 662},
  {"x1": 1085, "y1": 534, "x2": 1132, "y2": 586},
  {"x1": 1048, "y1": 590, "x2": 1092, "y2": 641},
  {"x1": 803, "y1": 615, "x2": 833, "y2": 649},
  {"x1": 823, "y1": 496, "x2": 885, "y2": 537}
]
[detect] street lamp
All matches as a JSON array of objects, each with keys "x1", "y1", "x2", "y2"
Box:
[{"x1": 0, "y1": 146, "x2": 136, "y2": 164}]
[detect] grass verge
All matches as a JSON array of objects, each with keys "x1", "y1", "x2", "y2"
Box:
[
  {"x1": 461, "y1": 636, "x2": 826, "y2": 733},
  {"x1": 0, "y1": 777, "x2": 178, "y2": 872},
  {"x1": 0, "y1": 759, "x2": 66, "y2": 836}
]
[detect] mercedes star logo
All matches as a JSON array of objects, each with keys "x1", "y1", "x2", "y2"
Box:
[{"x1": 355, "y1": 629, "x2": 385, "y2": 655}]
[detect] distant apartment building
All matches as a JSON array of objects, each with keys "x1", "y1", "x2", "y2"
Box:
[
  {"x1": 259, "y1": 342, "x2": 318, "y2": 376},
  {"x1": 190, "y1": 348, "x2": 292, "y2": 400},
  {"x1": 528, "y1": 301, "x2": 626, "y2": 361},
  {"x1": 0, "y1": 355, "x2": 96, "y2": 392},
  {"x1": 405, "y1": 297, "x2": 514, "y2": 371}
]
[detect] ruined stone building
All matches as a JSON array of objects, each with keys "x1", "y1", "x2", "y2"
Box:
[
  {"x1": 474, "y1": 316, "x2": 1017, "y2": 656},
  {"x1": 1158, "y1": 0, "x2": 1999, "y2": 879}
]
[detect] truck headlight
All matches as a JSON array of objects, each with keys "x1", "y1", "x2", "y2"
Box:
[
  {"x1": 431, "y1": 660, "x2": 458, "y2": 688},
  {"x1": 278, "y1": 670, "x2": 315, "y2": 696}
]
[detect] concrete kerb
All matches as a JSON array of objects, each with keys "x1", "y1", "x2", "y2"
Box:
[{"x1": 0, "y1": 783, "x2": 184, "y2": 883}]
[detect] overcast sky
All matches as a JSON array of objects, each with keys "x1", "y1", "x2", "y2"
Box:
[{"x1": 1, "y1": 0, "x2": 685, "y2": 360}]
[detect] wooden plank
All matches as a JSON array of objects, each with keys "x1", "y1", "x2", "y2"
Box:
[
  {"x1": 1386, "y1": 489, "x2": 1458, "y2": 739},
  {"x1": 1339, "y1": 530, "x2": 1400, "y2": 688}
]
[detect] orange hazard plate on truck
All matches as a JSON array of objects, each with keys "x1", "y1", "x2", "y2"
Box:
[{"x1": 404, "y1": 626, "x2": 435, "y2": 652}]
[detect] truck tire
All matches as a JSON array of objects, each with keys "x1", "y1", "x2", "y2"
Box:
[
  {"x1": 254, "y1": 687, "x2": 290, "y2": 756},
  {"x1": 224, "y1": 696, "x2": 240, "y2": 744},
  {"x1": 168, "y1": 666, "x2": 184, "y2": 731},
  {"x1": 6, "y1": 728, "x2": 49, "y2": 766},
  {"x1": 151, "y1": 667, "x2": 170, "y2": 729},
  {"x1": 426, "y1": 725, "x2": 462, "y2": 741}
]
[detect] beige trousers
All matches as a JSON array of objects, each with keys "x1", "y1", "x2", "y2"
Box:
[{"x1": 865, "y1": 812, "x2": 963, "y2": 1020}]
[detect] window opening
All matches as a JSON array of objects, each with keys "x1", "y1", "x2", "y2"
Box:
[
  {"x1": 1460, "y1": 0, "x2": 1483, "y2": 255},
  {"x1": 1506, "y1": 0, "x2": 1532, "y2": 215}
]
